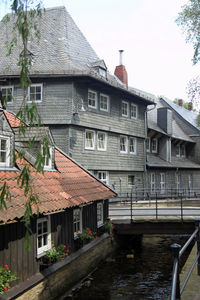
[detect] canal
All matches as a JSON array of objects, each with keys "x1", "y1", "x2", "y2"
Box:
[{"x1": 63, "y1": 235, "x2": 191, "y2": 300}]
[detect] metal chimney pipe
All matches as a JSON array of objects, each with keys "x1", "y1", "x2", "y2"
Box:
[{"x1": 119, "y1": 50, "x2": 124, "y2": 65}]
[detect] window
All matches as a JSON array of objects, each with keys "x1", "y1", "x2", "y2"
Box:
[
  {"x1": 100, "y1": 94, "x2": 109, "y2": 111},
  {"x1": 175, "y1": 145, "x2": 180, "y2": 157},
  {"x1": 120, "y1": 136, "x2": 128, "y2": 153},
  {"x1": 1, "y1": 86, "x2": 13, "y2": 104},
  {"x1": 152, "y1": 138, "x2": 157, "y2": 153},
  {"x1": 129, "y1": 137, "x2": 136, "y2": 154},
  {"x1": 0, "y1": 137, "x2": 10, "y2": 167},
  {"x1": 128, "y1": 175, "x2": 135, "y2": 187},
  {"x1": 97, "y1": 171, "x2": 109, "y2": 185},
  {"x1": 188, "y1": 174, "x2": 193, "y2": 190},
  {"x1": 180, "y1": 145, "x2": 185, "y2": 157},
  {"x1": 97, "y1": 132, "x2": 107, "y2": 151},
  {"x1": 99, "y1": 68, "x2": 106, "y2": 77},
  {"x1": 160, "y1": 173, "x2": 165, "y2": 194},
  {"x1": 42, "y1": 145, "x2": 53, "y2": 169},
  {"x1": 146, "y1": 137, "x2": 150, "y2": 152},
  {"x1": 37, "y1": 216, "x2": 51, "y2": 257},
  {"x1": 131, "y1": 104, "x2": 137, "y2": 119},
  {"x1": 28, "y1": 84, "x2": 43, "y2": 102},
  {"x1": 85, "y1": 130, "x2": 95, "y2": 150},
  {"x1": 73, "y1": 208, "x2": 82, "y2": 238},
  {"x1": 150, "y1": 173, "x2": 156, "y2": 193},
  {"x1": 122, "y1": 101, "x2": 129, "y2": 117},
  {"x1": 176, "y1": 174, "x2": 181, "y2": 191},
  {"x1": 88, "y1": 90, "x2": 97, "y2": 108},
  {"x1": 97, "y1": 202, "x2": 104, "y2": 227}
]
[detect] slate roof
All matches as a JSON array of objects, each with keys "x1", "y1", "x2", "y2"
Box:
[
  {"x1": 147, "y1": 98, "x2": 194, "y2": 142},
  {"x1": 0, "y1": 110, "x2": 116, "y2": 224},
  {"x1": 0, "y1": 6, "x2": 155, "y2": 104},
  {"x1": 161, "y1": 97, "x2": 200, "y2": 131},
  {"x1": 147, "y1": 154, "x2": 200, "y2": 169}
]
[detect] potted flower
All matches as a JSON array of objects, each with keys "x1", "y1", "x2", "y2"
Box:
[
  {"x1": 0, "y1": 265, "x2": 17, "y2": 294},
  {"x1": 41, "y1": 244, "x2": 70, "y2": 270},
  {"x1": 77, "y1": 228, "x2": 96, "y2": 245},
  {"x1": 104, "y1": 219, "x2": 113, "y2": 234}
]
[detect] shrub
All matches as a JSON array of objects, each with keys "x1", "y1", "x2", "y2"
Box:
[
  {"x1": 0, "y1": 265, "x2": 17, "y2": 294},
  {"x1": 45, "y1": 244, "x2": 70, "y2": 263},
  {"x1": 77, "y1": 228, "x2": 96, "y2": 241}
]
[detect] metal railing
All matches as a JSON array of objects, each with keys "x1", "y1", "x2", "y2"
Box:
[{"x1": 170, "y1": 220, "x2": 200, "y2": 300}]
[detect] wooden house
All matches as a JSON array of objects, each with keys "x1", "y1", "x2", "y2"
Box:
[
  {"x1": 0, "y1": 6, "x2": 155, "y2": 197},
  {"x1": 0, "y1": 109, "x2": 116, "y2": 287}
]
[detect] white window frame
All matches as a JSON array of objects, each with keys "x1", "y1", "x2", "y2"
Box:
[
  {"x1": 150, "y1": 173, "x2": 156, "y2": 193},
  {"x1": 152, "y1": 138, "x2": 158, "y2": 153},
  {"x1": 27, "y1": 83, "x2": 43, "y2": 103},
  {"x1": 99, "y1": 68, "x2": 106, "y2": 77},
  {"x1": 146, "y1": 137, "x2": 150, "y2": 152},
  {"x1": 97, "y1": 202, "x2": 104, "y2": 227},
  {"x1": 88, "y1": 89, "x2": 97, "y2": 109},
  {"x1": 120, "y1": 135, "x2": 128, "y2": 153},
  {"x1": 37, "y1": 216, "x2": 51, "y2": 257},
  {"x1": 0, "y1": 136, "x2": 10, "y2": 167},
  {"x1": 85, "y1": 130, "x2": 95, "y2": 150},
  {"x1": 97, "y1": 171, "x2": 109, "y2": 185},
  {"x1": 100, "y1": 93, "x2": 109, "y2": 112},
  {"x1": 122, "y1": 101, "x2": 129, "y2": 117},
  {"x1": 130, "y1": 103, "x2": 137, "y2": 119},
  {"x1": 175, "y1": 145, "x2": 180, "y2": 157},
  {"x1": 97, "y1": 131, "x2": 107, "y2": 151},
  {"x1": 188, "y1": 174, "x2": 193, "y2": 190},
  {"x1": 73, "y1": 208, "x2": 82, "y2": 238},
  {"x1": 1, "y1": 86, "x2": 14, "y2": 104},
  {"x1": 42, "y1": 145, "x2": 53, "y2": 170},
  {"x1": 160, "y1": 173, "x2": 165, "y2": 194},
  {"x1": 129, "y1": 137, "x2": 137, "y2": 154}
]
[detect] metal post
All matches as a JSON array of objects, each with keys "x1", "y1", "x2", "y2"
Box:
[
  {"x1": 195, "y1": 219, "x2": 200, "y2": 275},
  {"x1": 180, "y1": 193, "x2": 183, "y2": 221},
  {"x1": 171, "y1": 243, "x2": 181, "y2": 300},
  {"x1": 130, "y1": 192, "x2": 133, "y2": 222},
  {"x1": 156, "y1": 193, "x2": 158, "y2": 220}
]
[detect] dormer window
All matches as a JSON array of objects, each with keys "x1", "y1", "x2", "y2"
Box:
[
  {"x1": 42, "y1": 145, "x2": 53, "y2": 169},
  {"x1": 0, "y1": 136, "x2": 10, "y2": 167},
  {"x1": 1, "y1": 86, "x2": 14, "y2": 104},
  {"x1": 27, "y1": 84, "x2": 43, "y2": 102},
  {"x1": 99, "y1": 68, "x2": 106, "y2": 77}
]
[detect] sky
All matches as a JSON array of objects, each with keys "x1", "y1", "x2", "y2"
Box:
[{"x1": 1, "y1": 0, "x2": 199, "y2": 101}]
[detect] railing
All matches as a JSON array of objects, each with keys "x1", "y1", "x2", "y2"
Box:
[
  {"x1": 170, "y1": 220, "x2": 200, "y2": 300},
  {"x1": 109, "y1": 190, "x2": 200, "y2": 220}
]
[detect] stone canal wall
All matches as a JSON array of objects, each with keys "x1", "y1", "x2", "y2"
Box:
[{"x1": 2, "y1": 233, "x2": 115, "y2": 300}]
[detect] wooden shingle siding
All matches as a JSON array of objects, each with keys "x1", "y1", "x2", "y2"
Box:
[
  {"x1": 108, "y1": 171, "x2": 144, "y2": 194},
  {"x1": 49, "y1": 125, "x2": 70, "y2": 154}
]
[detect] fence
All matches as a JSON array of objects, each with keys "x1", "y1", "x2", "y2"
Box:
[{"x1": 170, "y1": 220, "x2": 200, "y2": 300}]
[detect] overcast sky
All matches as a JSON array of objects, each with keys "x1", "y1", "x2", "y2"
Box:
[{"x1": 1, "y1": 0, "x2": 199, "y2": 101}]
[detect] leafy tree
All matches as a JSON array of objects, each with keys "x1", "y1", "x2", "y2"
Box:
[
  {"x1": 0, "y1": 0, "x2": 50, "y2": 250},
  {"x1": 176, "y1": 0, "x2": 200, "y2": 65}
]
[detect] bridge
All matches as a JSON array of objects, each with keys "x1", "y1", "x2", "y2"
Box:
[{"x1": 109, "y1": 191, "x2": 200, "y2": 235}]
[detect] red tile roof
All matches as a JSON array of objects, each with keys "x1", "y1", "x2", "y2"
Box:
[{"x1": 4, "y1": 110, "x2": 22, "y2": 127}]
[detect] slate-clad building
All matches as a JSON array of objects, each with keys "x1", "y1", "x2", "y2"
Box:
[
  {"x1": 146, "y1": 98, "x2": 200, "y2": 196},
  {"x1": 0, "y1": 6, "x2": 155, "y2": 196}
]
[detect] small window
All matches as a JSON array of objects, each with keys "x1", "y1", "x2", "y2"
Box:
[
  {"x1": 146, "y1": 137, "x2": 150, "y2": 152},
  {"x1": 85, "y1": 130, "x2": 95, "y2": 150},
  {"x1": 88, "y1": 90, "x2": 97, "y2": 109},
  {"x1": 97, "y1": 202, "x2": 104, "y2": 227},
  {"x1": 97, "y1": 171, "x2": 109, "y2": 185},
  {"x1": 73, "y1": 208, "x2": 82, "y2": 238},
  {"x1": 1, "y1": 86, "x2": 14, "y2": 104},
  {"x1": 100, "y1": 94, "x2": 109, "y2": 112},
  {"x1": 131, "y1": 104, "x2": 137, "y2": 119},
  {"x1": 122, "y1": 101, "x2": 129, "y2": 117},
  {"x1": 152, "y1": 138, "x2": 157, "y2": 153},
  {"x1": 97, "y1": 132, "x2": 107, "y2": 151},
  {"x1": 99, "y1": 68, "x2": 106, "y2": 77},
  {"x1": 180, "y1": 145, "x2": 185, "y2": 157},
  {"x1": 42, "y1": 145, "x2": 53, "y2": 169},
  {"x1": 176, "y1": 173, "x2": 181, "y2": 190},
  {"x1": 27, "y1": 84, "x2": 43, "y2": 102},
  {"x1": 160, "y1": 173, "x2": 165, "y2": 194},
  {"x1": 120, "y1": 136, "x2": 128, "y2": 153},
  {"x1": 175, "y1": 145, "x2": 180, "y2": 157},
  {"x1": 37, "y1": 216, "x2": 51, "y2": 257},
  {"x1": 0, "y1": 137, "x2": 10, "y2": 167},
  {"x1": 128, "y1": 175, "x2": 135, "y2": 187},
  {"x1": 151, "y1": 173, "x2": 156, "y2": 193},
  {"x1": 188, "y1": 174, "x2": 193, "y2": 190},
  {"x1": 129, "y1": 137, "x2": 136, "y2": 154}
]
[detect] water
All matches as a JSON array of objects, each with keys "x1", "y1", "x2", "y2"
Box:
[{"x1": 69, "y1": 235, "x2": 190, "y2": 300}]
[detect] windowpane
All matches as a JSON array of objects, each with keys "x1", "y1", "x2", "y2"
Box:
[
  {"x1": 129, "y1": 137, "x2": 136, "y2": 153},
  {"x1": 1, "y1": 139, "x2": 6, "y2": 151},
  {"x1": 131, "y1": 104, "x2": 137, "y2": 118},
  {"x1": 128, "y1": 176, "x2": 135, "y2": 186},
  {"x1": 97, "y1": 132, "x2": 106, "y2": 150},
  {"x1": 1, "y1": 87, "x2": 13, "y2": 103},
  {"x1": 0, "y1": 152, "x2": 6, "y2": 163},
  {"x1": 100, "y1": 94, "x2": 109, "y2": 111},
  {"x1": 120, "y1": 136, "x2": 127, "y2": 152},
  {"x1": 152, "y1": 139, "x2": 157, "y2": 152},
  {"x1": 122, "y1": 101, "x2": 128, "y2": 116},
  {"x1": 146, "y1": 138, "x2": 150, "y2": 152},
  {"x1": 85, "y1": 131, "x2": 94, "y2": 149},
  {"x1": 43, "y1": 221, "x2": 47, "y2": 233},
  {"x1": 0, "y1": 138, "x2": 8, "y2": 165},
  {"x1": 97, "y1": 203, "x2": 103, "y2": 226},
  {"x1": 38, "y1": 223, "x2": 42, "y2": 235},
  {"x1": 97, "y1": 171, "x2": 108, "y2": 185},
  {"x1": 88, "y1": 90, "x2": 97, "y2": 108},
  {"x1": 38, "y1": 236, "x2": 42, "y2": 248},
  {"x1": 28, "y1": 84, "x2": 42, "y2": 102},
  {"x1": 37, "y1": 217, "x2": 51, "y2": 256},
  {"x1": 43, "y1": 234, "x2": 48, "y2": 246}
]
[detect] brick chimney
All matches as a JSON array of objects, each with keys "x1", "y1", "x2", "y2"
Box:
[
  {"x1": 114, "y1": 50, "x2": 128, "y2": 87},
  {"x1": 178, "y1": 99, "x2": 183, "y2": 107}
]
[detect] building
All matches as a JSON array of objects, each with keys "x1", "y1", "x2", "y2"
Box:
[
  {"x1": 0, "y1": 109, "x2": 116, "y2": 288},
  {"x1": 0, "y1": 6, "x2": 155, "y2": 196},
  {"x1": 145, "y1": 97, "x2": 200, "y2": 197}
]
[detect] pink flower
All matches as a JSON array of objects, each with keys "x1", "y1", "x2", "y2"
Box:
[
  {"x1": 88, "y1": 230, "x2": 92, "y2": 235},
  {"x1": 67, "y1": 249, "x2": 70, "y2": 253},
  {"x1": 4, "y1": 265, "x2": 8, "y2": 269},
  {"x1": 4, "y1": 286, "x2": 8, "y2": 292},
  {"x1": 95, "y1": 237, "x2": 97, "y2": 240},
  {"x1": 62, "y1": 257, "x2": 64, "y2": 261},
  {"x1": 63, "y1": 245, "x2": 66, "y2": 249}
]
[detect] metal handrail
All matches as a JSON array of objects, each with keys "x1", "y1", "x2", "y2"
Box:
[{"x1": 170, "y1": 220, "x2": 200, "y2": 300}]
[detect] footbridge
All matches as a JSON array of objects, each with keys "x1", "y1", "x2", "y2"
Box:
[{"x1": 109, "y1": 191, "x2": 200, "y2": 235}]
